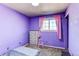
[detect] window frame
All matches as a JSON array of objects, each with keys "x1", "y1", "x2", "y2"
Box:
[{"x1": 40, "y1": 18, "x2": 57, "y2": 32}]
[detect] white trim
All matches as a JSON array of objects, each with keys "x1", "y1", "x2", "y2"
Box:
[
  {"x1": 38, "y1": 44, "x2": 65, "y2": 49},
  {"x1": 24, "y1": 43, "x2": 29, "y2": 46},
  {"x1": 69, "y1": 49, "x2": 73, "y2": 56}
]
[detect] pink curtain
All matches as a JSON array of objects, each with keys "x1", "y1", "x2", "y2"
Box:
[{"x1": 54, "y1": 15, "x2": 61, "y2": 39}]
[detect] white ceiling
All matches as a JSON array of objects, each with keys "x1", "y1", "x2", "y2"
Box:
[{"x1": 3, "y1": 3, "x2": 70, "y2": 16}]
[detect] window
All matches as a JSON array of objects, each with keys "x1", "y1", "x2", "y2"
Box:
[
  {"x1": 50, "y1": 20, "x2": 57, "y2": 31},
  {"x1": 41, "y1": 20, "x2": 49, "y2": 31},
  {"x1": 40, "y1": 18, "x2": 57, "y2": 31}
]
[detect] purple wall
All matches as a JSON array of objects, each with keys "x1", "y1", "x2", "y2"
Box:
[
  {"x1": 0, "y1": 5, "x2": 29, "y2": 55},
  {"x1": 29, "y1": 14, "x2": 67, "y2": 49},
  {"x1": 67, "y1": 3, "x2": 79, "y2": 55},
  {"x1": 29, "y1": 17, "x2": 39, "y2": 30}
]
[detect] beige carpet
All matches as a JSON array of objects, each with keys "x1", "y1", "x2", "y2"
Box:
[{"x1": 26, "y1": 44, "x2": 64, "y2": 56}]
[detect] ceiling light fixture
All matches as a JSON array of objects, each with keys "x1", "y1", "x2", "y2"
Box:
[{"x1": 32, "y1": 3, "x2": 39, "y2": 6}]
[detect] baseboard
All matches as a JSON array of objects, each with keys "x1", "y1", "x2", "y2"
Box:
[
  {"x1": 24, "y1": 43, "x2": 29, "y2": 46},
  {"x1": 38, "y1": 44, "x2": 65, "y2": 49}
]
